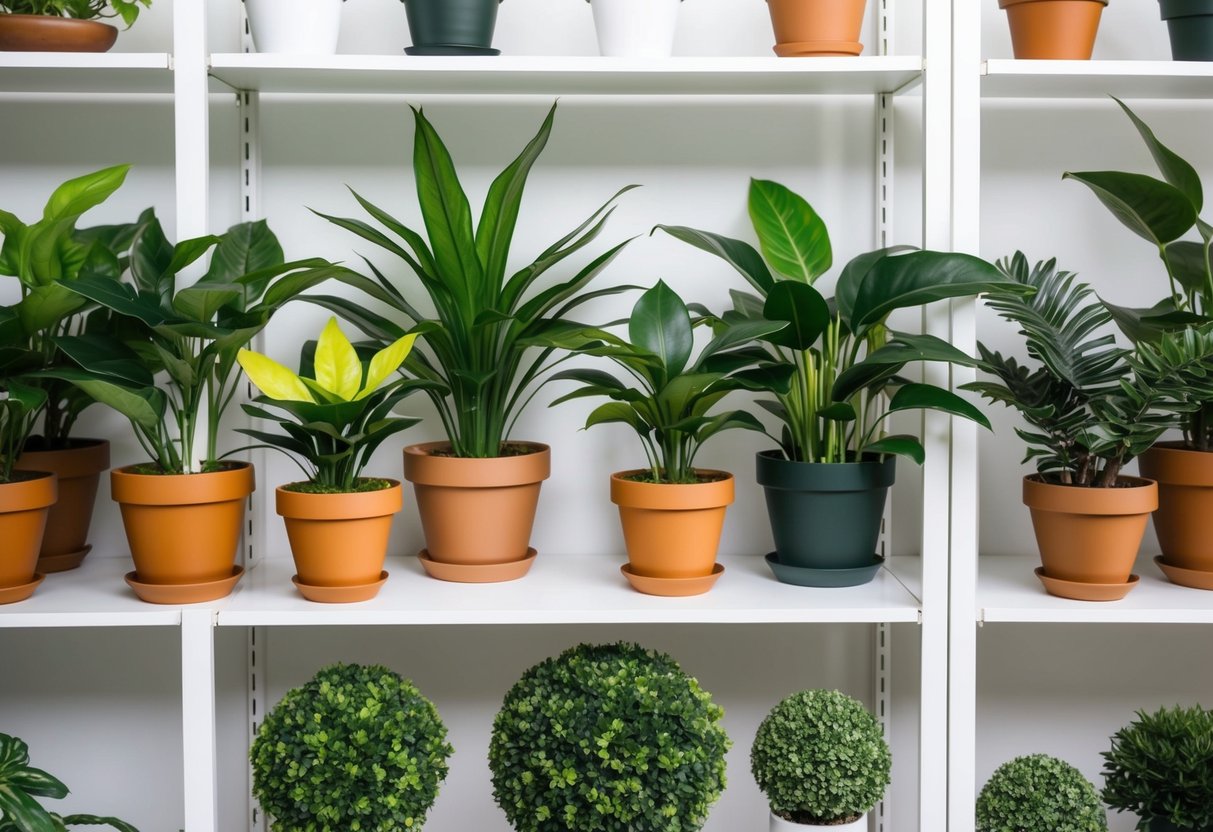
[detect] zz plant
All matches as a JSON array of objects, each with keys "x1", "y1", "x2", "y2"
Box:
[
  {"x1": 251, "y1": 663, "x2": 453, "y2": 832},
  {"x1": 0, "y1": 0, "x2": 151, "y2": 26},
  {"x1": 976, "y1": 754, "x2": 1107, "y2": 832},
  {"x1": 237, "y1": 317, "x2": 430, "y2": 493},
  {"x1": 308, "y1": 103, "x2": 637, "y2": 459},
  {"x1": 489, "y1": 642, "x2": 730, "y2": 832}
]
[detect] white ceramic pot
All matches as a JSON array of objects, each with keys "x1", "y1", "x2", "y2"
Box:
[
  {"x1": 770, "y1": 811, "x2": 868, "y2": 832},
  {"x1": 245, "y1": 0, "x2": 343, "y2": 54},
  {"x1": 590, "y1": 0, "x2": 681, "y2": 57}
]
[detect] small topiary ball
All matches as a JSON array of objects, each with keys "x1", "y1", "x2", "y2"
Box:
[
  {"x1": 751, "y1": 689, "x2": 891, "y2": 825},
  {"x1": 976, "y1": 754, "x2": 1107, "y2": 832},
  {"x1": 251, "y1": 662, "x2": 453, "y2": 832},
  {"x1": 488, "y1": 642, "x2": 730, "y2": 832}
]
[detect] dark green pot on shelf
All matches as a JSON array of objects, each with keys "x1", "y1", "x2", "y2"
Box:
[
  {"x1": 403, "y1": 0, "x2": 503, "y2": 55},
  {"x1": 1160, "y1": 0, "x2": 1213, "y2": 61},
  {"x1": 1146, "y1": 820, "x2": 1202, "y2": 832},
  {"x1": 756, "y1": 450, "x2": 895, "y2": 585}
]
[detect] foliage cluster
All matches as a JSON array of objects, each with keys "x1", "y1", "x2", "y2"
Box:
[
  {"x1": 975, "y1": 754, "x2": 1107, "y2": 832},
  {"x1": 0, "y1": 0, "x2": 150, "y2": 27}
]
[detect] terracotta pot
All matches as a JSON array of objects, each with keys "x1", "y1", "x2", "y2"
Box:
[
  {"x1": 999, "y1": 0, "x2": 1108, "y2": 60},
  {"x1": 277, "y1": 481, "x2": 402, "y2": 598},
  {"x1": 0, "y1": 472, "x2": 56, "y2": 603},
  {"x1": 770, "y1": 811, "x2": 867, "y2": 832},
  {"x1": 766, "y1": 0, "x2": 866, "y2": 57},
  {"x1": 15, "y1": 439, "x2": 109, "y2": 572},
  {"x1": 1139, "y1": 441, "x2": 1213, "y2": 575},
  {"x1": 610, "y1": 470, "x2": 733, "y2": 580},
  {"x1": 403, "y1": 442, "x2": 549, "y2": 569},
  {"x1": 0, "y1": 14, "x2": 118, "y2": 52},
  {"x1": 111, "y1": 463, "x2": 254, "y2": 596},
  {"x1": 1023, "y1": 475, "x2": 1156, "y2": 585}
]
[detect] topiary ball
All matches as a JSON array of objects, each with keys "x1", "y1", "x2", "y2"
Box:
[
  {"x1": 488, "y1": 642, "x2": 730, "y2": 832},
  {"x1": 751, "y1": 689, "x2": 891, "y2": 825},
  {"x1": 251, "y1": 662, "x2": 453, "y2": 832},
  {"x1": 976, "y1": 754, "x2": 1107, "y2": 832}
]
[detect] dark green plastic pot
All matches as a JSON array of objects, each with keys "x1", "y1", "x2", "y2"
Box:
[
  {"x1": 1160, "y1": 0, "x2": 1213, "y2": 61},
  {"x1": 756, "y1": 450, "x2": 895, "y2": 571},
  {"x1": 403, "y1": 0, "x2": 502, "y2": 53},
  {"x1": 1146, "y1": 820, "x2": 1200, "y2": 832}
]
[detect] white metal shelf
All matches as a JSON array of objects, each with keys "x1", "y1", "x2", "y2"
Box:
[
  {"x1": 207, "y1": 54, "x2": 924, "y2": 96},
  {"x1": 0, "y1": 52, "x2": 173, "y2": 94},
  {"x1": 982, "y1": 59, "x2": 1213, "y2": 100},
  {"x1": 215, "y1": 553, "x2": 923, "y2": 627},
  {"x1": 979, "y1": 554, "x2": 1213, "y2": 624},
  {"x1": 0, "y1": 556, "x2": 180, "y2": 628}
]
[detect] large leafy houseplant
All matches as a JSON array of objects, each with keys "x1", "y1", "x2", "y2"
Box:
[
  {"x1": 0, "y1": 732, "x2": 138, "y2": 832},
  {"x1": 489, "y1": 642, "x2": 730, "y2": 832},
  {"x1": 0, "y1": 0, "x2": 150, "y2": 26},
  {"x1": 1101, "y1": 705, "x2": 1213, "y2": 832},
  {"x1": 976, "y1": 754, "x2": 1107, "y2": 832}
]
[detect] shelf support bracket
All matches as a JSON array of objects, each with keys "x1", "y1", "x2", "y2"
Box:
[{"x1": 181, "y1": 609, "x2": 218, "y2": 832}]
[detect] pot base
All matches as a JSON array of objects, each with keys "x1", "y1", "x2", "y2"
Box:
[
  {"x1": 620, "y1": 562, "x2": 724, "y2": 596},
  {"x1": 1154, "y1": 555, "x2": 1213, "y2": 591},
  {"x1": 405, "y1": 44, "x2": 500, "y2": 55},
  {"x1": 1035, "y1": 567, "x2": 1138, "y2": 601},
  {"x1": 38, "y1": 544, "x2": 91, "y2": 574},
  {"x1": 418, "y1": 547, "x2": 536, "y2": 583},
  {"x1": 773, "y1": 40, "x2": 863, "y2": 57},
  {"x1": 765, "y1": 552, "x2": 884, "y2": 587},
  {"x1": 125, "y1": 566, "x2": 244, "y2": 605},
  {"x1": 0, "y1": 573, "x2": 44, "y2": 605},
  {"x1": 292, "y1": 571, "x2": 389, "y2": 603}
]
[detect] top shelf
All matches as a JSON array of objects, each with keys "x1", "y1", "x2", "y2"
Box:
[
  {"x1": 207, "y1": 54, "x2": 924, "y2": 97},
  {"x1": 0, "y1": 52, "x2": 172, "y2": 94},
  {"x1": 983, "y1": 59, "x2": 1213, "y2": 100}
]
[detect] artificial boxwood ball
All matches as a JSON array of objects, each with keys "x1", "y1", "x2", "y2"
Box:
[
  {"x1": 251, "y1": 663, "x2": 453, "y2": 832},
  {"x1": 976, "y1": 754, "x2": 1107, "y2": 832},
  {"x1": 751, "y1": 689, "x2": 891, "y2": 825},
  {"x1": 488, "y1": 642, "x2": 730, "y2": 832}
]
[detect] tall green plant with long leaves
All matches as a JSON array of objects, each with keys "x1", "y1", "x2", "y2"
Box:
[
  {"x1": 657, "y1": 180, "x2": 1013, "y2": 465},
  {"x1": 963, "y1": 253, "x2": 1213, "y2": 487},
  {"x1": 1066, "y1": 96, "x2": 1213, "y2": 451},
  {"x1": 308, "y1": 103, "x2": 638, "y2": 458}
]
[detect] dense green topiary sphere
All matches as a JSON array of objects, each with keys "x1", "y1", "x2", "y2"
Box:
[
  {"x1": 488, "y1": 642, "x2": 730, "y2": 832},
  {"x1": 750, "y1": 689, "x2": 891, "y2": 825},
  {"x1": 250, "y1": 663, "x2": 453, "y2": 832},
  {"x1": 976, "y1": 754, "x2": 1107, "y2": 832}
]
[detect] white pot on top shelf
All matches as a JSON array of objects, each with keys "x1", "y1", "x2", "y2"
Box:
[
  {"x1": 245, "y1": 0, "x2": 344, "y2": 55},
  {"x1": 588, "y1": 0, "x2": 682, "y2": 57}
]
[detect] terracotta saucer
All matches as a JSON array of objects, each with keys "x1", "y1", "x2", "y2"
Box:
[
  {"x1": 773, "y1": 40, "x2": 864, "y2": 57},
  {"x1": 620, "y1": 562, "x2": 724, "y2": 597},
  {"x1": 38, "y1": 544, "x2": 91, "y2": 574},
  {"x1": 125, "y1": 566, "x2": 244, "y2": 605},
  {"x1": 418, "y1": 548, "x2": 536, "y2": 583},
  {"x1": 1034, "y1": 567, "x2": 1139, "y2": 601},
  {"x1": 1154, "y1": 556, "x2": 1213, "y2": 591},
  {"x1": 292, "y1": 571, "x2": 389, "y2": 603},
  {"x1": 0, "y1": 573, "x2": 44, "y2": 605}
]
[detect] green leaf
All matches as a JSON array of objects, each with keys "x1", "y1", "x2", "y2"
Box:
[
  {"x1": 128, "y1": 218, "x2": 174, "y2": 298},
  {"x1": 1064, "y1": 171, "x2": 1197, "y2": 246},
  {"x1": 850, "y1": 251, "x2": 1015, "y2": 329},
  {"x1": 584, "y1": 401, "x2": 650, "y2": 434},
  {"x1": 5, "y1": 768, "x2": 67, "y2": 800},
  {"x1": 16, "y1": 282, "x2": 87, "y2": 334},
  {"x1": 1102, "y1": 297, "x2": 1202, "y2": 343},
  {"x1": 888, "y1": 383, "x2": 991, "y2": 429},
  {"x1": 0, "y1": 784, "x2": 60, "y2": 832},
  {"x1": 818, "y1": 402, "x2": 857, "y2": 422},
  {"x1": 629, "y1": 281, "x2": 693, "y2": 379},
  {"x1": 747, "y1": 179, "x2": 831, "y2": 282},
  {"x1": 864, "y1": 434, "x2": 925, "y2": 465},
  {"x1": 58, "y1": 815, "x2": 140, "y2": 832},
  {"x1": 1113, "y1": 96, "x2": 1203, "y2": 213},
  {"x1": 761, "y1": 280, "x2": 830, "y2": 350},
  {"x1": 173, "y1": 284, "x2": 243, "y2": 323},
  {"x1": 835, "y1": 245, "x2": 917, "y2": 328},
  {"x1": 61, "y1": 377, "x2": 163, "y2": 429},
  {"x1": 42, "y1": 165, "x2": 129, "y2": 222},
  {"x1": 654, "y1": 225, "x2": 775, "y2": 294},
  {"x1": 695, "y1": 409, "x2": 765, "y2": 444},
  {"x1": 204, "y1": 220, "x2": 284, "y2": 284},
  {"x1": 1164, "y1": 240, "x2": 1212, "y2": 296}
]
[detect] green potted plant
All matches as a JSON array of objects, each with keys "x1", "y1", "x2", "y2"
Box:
[
  {"x1": 976, "y1": 754, "x2": 1107, "y2": 832},
  {"x1": 964, "y1": 253, "x2": 1213, "y2": 601},
  {"x1": 400, "y1": 0, "x2": 502, "y2": 55},
  {"x1": 0, "y1": 0, "x2": 151, "y2": 52},
  {"x1": 237, "y1": 317, "x2": 431, "y2": 602},
  {"x1": 310, "y1": 102, "x2": 635, "y2": 583},
  {"x1": 51, "y1": 216, "x2": 343, "y2": 603},
  {"x1": 1101, "y1": 705, "x2": 1213, "y2": 832},
  {"x1": 751, "y1": 689, "x2": 891, "y2": 831},
  {"x1": 489, "y1": 642, "x2": 730, "y2": 832},
  {"x1": 547, "y1": 280, "x2": 790, "y2": 596},
  {"x1": 1, "y1": 165, "x2": 140, "y2": 574},
  {"x1": 1066, "y1": 97, "x2": 1213, "y2": 590},
  {"x1": 998, "y1": 0, "x2": 1108, "y2": 60},
  {"x1": 658, "y1": 179, "x2": 1008, "y2": 587},
  {"x1": 0, "y1": 732, "x2": 138, "y2": 831},
  {"x1": 251, "y1": 663, "x2": 453, "y2": 831}
]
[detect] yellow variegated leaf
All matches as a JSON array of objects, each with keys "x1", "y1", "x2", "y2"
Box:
[
  {"x1": 357, "y1": 333, "x2": 418, "y2": 400},
  {"x1": 314, "y1": 317, "x2": 362, "y2": 402},
  {"x1": 237, "y1": 349, "x2": 314, "y2": 403}
]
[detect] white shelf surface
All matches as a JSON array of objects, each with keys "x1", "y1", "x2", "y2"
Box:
[
  {"x1": 0, "y1": 52, "x2": 173, "y2": 94},
  {"x1": 983, "y1": 59, "x2": 1213, "y2": 100},
  {"x1": 215, "y1": 553, "x2": 923, "y2": 627},
  {"x1": 980, "y1": 554, "x2": 1213, "y2": 624},
  {"x1": 207, "y1": 54, "x2": 924, "y2": 97},
  {"x1": 0, "y1": 556, "x2": 180, "y2": 628}
]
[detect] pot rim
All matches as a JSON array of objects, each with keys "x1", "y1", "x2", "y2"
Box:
[
  {"x1": 999, "y1": 0, "x2": 1108, "y2": 7},
  {"x1": 15, "y1": 437, "x2": 110, "y2": 478},
  {"x1": 403, "y1": 441, "x2": 551, "y2": 488},
  {"x1": 1158, "y1": 0, "x2": 1213, "y2": 19},
  {"x1": 276, "y1": 479, "x2": 403, "y2": 520},
  {"x1": 610, "y1": 469, "x2": 734, "y2": 510},
  {"x1": 1140, "y1": 441, "x2": 1213, "y2": 487},
  {"x1": 756, "y1": 448, "x2": 896, "y2": 492},
  {"x1": 0, "y1": 13, "x2": 121, "y2": 27},
  {"x1": 111, "y1": 461, "x2": 255, "y2": 506},
  {"x1": 1022, "y1": 473, "x2": 1158, "y2": 515},
  {"x1": 0, "y1": 470, "x2": 57, "y2": 513}
]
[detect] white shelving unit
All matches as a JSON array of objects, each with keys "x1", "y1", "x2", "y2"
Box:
[{"x1": 0, "y1": 52, "x2": 172, "y2": 93}]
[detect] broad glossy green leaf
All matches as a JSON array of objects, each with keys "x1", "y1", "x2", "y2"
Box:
[
  {"x1": 42, "y1": 165, "x2": 129, "y2": 222},
  {"x1": 5, "y1": 766, "x2": 68, "y2": 799},
  {"x1": 129, "y1": 218, "x2": 174, "y2": 298},
  {"x1": 835, "y1": 245, "x2": 917, "y2": 329},
  {"x1": 654, "y1": 225, "x2": 775, "y2": 294},
  {"x1": 762, "y1": 280, "x2": 830, "y2": 350},
  {"x1": 62, "y1": 376, "x2": 163, "y2": 429},
  {"x1": 0, "y1": 784, "x2": 60, "y2": 832},
  {"x1": 52, "y1": 335, "x2": 152, "y2": 386},
  {"x1": 584, "y1": 401, "x2": 650, "y2": 433},
  {"x1": 748, "y1": 179, "x2": 831, "y2": 282},
  {"x1": 173, "y1": 284, "x2": 242, "y2": 323},
  {"x1": 818, "y1": 402, "x2": 857, "y2": 422},
  {"x1": 850, "y1": 251, "x2": 1014, "y2": 329},
  {"x1": 888, "y1": 382, "x2": 991, "y2": 429},
  {"x1": 1064, "y1": 171, "x2": 1197, "y2": 246},
  {"x1": 1164, "y1": 240, "x2": 1212, "y2": 296},
  {"x1": 3, "y1": 379, "x2": 46, "y2": 413},
  {"x1": 630, "y1": 281, "x2": 693, "y2": 378},
  {"x1": 203, "y1": 220, "x2": 283, "y2": 284},
  {"x1": 16, "y1": 282, "x2": 87, "y2": 334},
  {"x1": 1102, "y1": 297, "x2": 1205, "y2": 343},
  {"x1": 1113, "y1": 97, "x2": 1203, "y2": 212},
  {"x1": 65, "y1": 274, "x2": 165, "y2": 326},
  {"x1": 695, "y1": 319, "x2": 787, "y2": 369},
  {"x1": 865, "y1": 434, "x2": 925, "y2": 465},
  {"x1": 695, "y1": 409, "x2": 765, "y2": 445}
]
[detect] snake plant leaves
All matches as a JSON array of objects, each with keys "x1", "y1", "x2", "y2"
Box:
[
  {"x1": 1063, "y1": 171, "x2": 1197, "y2": 247},
  {"x1": 748, "y1": 178, "x2": 832, "y2": 283},
  {"x1": 761, "y1": 279, "x2": 830, "y2": 350},
  {"x1": 848, "y1": 251, "x2": 1015, "y2": 330},
  {"x1": 1113, "y1": 96, "x2": 1203, "y2": 213},
  {"x1": 888, "y1": 383, "x2": 991, "y2": 430},
  {"x1": 630, "y1": 281, "x2": 693, "y2": 380}
]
